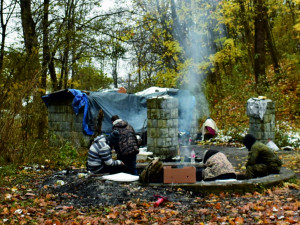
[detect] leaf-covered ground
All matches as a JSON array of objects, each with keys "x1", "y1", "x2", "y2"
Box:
[{"x1": 0, "y1": 149, "x2": 299, "y2": 224}]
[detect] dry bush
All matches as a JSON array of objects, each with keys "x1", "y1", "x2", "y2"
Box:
[{"x1": 0, "y1": 78, "x2": 48, "y2": 164}]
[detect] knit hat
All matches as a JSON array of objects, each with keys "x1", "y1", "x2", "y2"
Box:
[
  {"x1": 107, "y1": 130, "x2": 120, "y2": 145},
  {"x1": 243, "y1": 134, "x2": 256, "y2": 150}
]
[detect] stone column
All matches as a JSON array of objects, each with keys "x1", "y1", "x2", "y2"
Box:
[
  {"x1": 247, "y1": 99, "x2": 275, "y2": 144},
  {"x1": 147, "y1": 96, "x2": 178, "y2": 160},
  {"x1": 190, "y1": 108, "x2": 200, "y2": 141}
]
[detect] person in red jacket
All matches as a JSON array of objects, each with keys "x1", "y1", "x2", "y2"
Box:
[{"x1": 111, "y1": 115, "x2": 139, "y2": 175}]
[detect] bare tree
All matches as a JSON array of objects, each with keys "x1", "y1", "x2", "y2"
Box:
[{"x1": 0, "y1": 0, "x2": 17, "y2": 73}]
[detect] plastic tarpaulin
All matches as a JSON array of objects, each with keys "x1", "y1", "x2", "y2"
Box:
[
  {"x1": 69, "y1": 89, "x2": 93, "y2": 135},
  {"x1": 42, "y1": 89, "x2": 93, "y2": 135},
  {"x1": 87, "y1": 88, "x2": 196, "y2": 135},
  {"x1": 246, "y1": 98, "x2": 271, "y2": 120},
  {"x1": 87, "y1": 91, "x2": 148, "y2": 134},
  {"x1": 43, "y1": 88, "x2": 196, "y2": 136}
]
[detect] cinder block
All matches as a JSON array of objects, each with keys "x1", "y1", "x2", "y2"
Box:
[
  {"x1": 157, "y1": 137, "x2": 166, "y2": 146},
  {"x1": 157, "y1": 120, "x2": 167, "y2": 128},
  {"x1": 147, "y1": 98, "x2": 157, "y2": 109},
  {"x1": 159, "y1": 128, "x2": 168, "y2": 137},
  {"x1": 149, "y1": 128, "x2": 158, "y2": 138},
  {"x1": 163, "y1": 166, "x2": 196, "y2": 184},
  {"x1": 160, "y1": 109, "x2": 171, "y2": 119},
  {"x1": 150, "y1": 109, "x2": 160, "y2": 119},
  {"x1": 166, "y1": 119, "x2": 173, "y2": 127},
  {"x1": 168, "y1": 127, "x2": 177, "y2": 137}
]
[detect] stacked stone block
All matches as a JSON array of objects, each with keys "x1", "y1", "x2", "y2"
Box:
[
  {"x1": 147, "y1": 96, "x2": 179, "y2": 160},
  {"x1": 190, "y1": 108, "x2": 200, "y2": 141},
  {"x1": 48, "y1": 100, "x2": 90, "y2": 147},
  {"x1": 248, "y1": 100, "x2": 275, "y2": 144}
]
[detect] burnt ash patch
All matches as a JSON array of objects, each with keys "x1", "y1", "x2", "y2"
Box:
[{"x1": 41, "y1": 170, "x2": 200, "y2": 208}]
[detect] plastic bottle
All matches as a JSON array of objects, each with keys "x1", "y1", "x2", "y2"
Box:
[
  {"x1": 190, "y1": 149, "x2": 196, "y2": 164},
  {"x1": 188, "y1": 136, "x2": 192, "y2": 145}
]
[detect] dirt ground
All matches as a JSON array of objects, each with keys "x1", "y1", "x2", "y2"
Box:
[{"x1": 40, "y1": 145, "x2": 299, "y2": 208}]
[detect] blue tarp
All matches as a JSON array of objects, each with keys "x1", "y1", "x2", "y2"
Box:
[
  {"x1": 42, "y1": 89, "x2": 93, "y2": 135},
  {"x1": 43, "y1": 88, "x2": 196, "y2": 135},
  {"x1": 69, "y1": 89, "x2": 93, "y2": 135},
  {"x1": 87, "y1": 91, "x2": 148, "y2": 134}
]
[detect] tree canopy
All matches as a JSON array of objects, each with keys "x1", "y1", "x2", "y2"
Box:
[{"x1": 0, "y1": 0, "x2": 299, "y2": 160}]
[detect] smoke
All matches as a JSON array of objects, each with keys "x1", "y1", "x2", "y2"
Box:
[
  {"x1": 177, "y1": 90, "x2": 196, "y2": 133},
  {"x1": 135, "y1": 0, "x2": 223, "y2": 134},
  {"x1": 173, "y1": 0, "x2": 221, "y2": 131}
]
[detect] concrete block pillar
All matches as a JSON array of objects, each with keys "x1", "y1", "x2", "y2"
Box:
[
  {"x1": 247, "y1": 98, "x2": 275, "y2": 144},
  {"x1": 147, "y1": 96, "x2": 179, "y2": 160},
  {"x1": 190, "y1": 108, "x2": 200, "y2": 141}
]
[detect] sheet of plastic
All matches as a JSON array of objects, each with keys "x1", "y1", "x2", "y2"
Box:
[
  {"x1": 246, "y1": 98, "x2": 271, "y2": 120},
  {"x1": 69, "y1": 89, "x2": 93, "y2": 135},
  {"x1": 87, "y1": 91, "x2": 148, "y2": 134},
  {"x1": 43, "y1": 87, "x2": 196, "y2": 136},
  {"x1": 102, "y1": 172, "x2": 140, "y2": 182},
  {"x1": 86, "y1": 88, "x2": 196, "y2": 134}
]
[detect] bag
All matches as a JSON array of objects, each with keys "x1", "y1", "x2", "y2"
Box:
[
  {"x1": 266, "y1": 140, "x2": 279, "y2": 152},
  {"x1": 139, "y1": 158, "x2": 163, "y2": 183}
]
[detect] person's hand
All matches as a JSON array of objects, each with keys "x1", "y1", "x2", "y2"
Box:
[{"x1": 121, "y1": 161, "x2": 124, "y2": 166}]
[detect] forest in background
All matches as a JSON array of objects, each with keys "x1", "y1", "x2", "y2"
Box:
[{"x1": 0, "y1": 0, "x2": 299, "y2": 165}]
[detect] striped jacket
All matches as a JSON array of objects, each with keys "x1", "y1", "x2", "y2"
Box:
[{"x1": 87, "y1": 135, "x2": 122, "y2": 174}]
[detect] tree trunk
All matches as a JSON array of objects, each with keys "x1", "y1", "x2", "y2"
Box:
[
  {"x1": 265, "y1": 21, "x2": 280, "y2": 74},
  {"x1": 155, "y1": 0, "x2": 178, "y2": 70},
  {"x1": 20, "y1": 0, "x2": 39, "y2": 55},
  {"x1": 0, "y1": 0, "x2": 6, "y2": 73},
  {"x1": 62, "y1": 47, "x2": 70, "y2": 89},
  {"x1": 20, "y1": 0, "x2": 47, "y2": 139},
  {"x1": 238, "y1": 0, "x2": 254, "y2": 70},
  {"x1": 42, "y1": 0, "x2": 58, "y2": 91},
  {"x1": 254, "y1": 0, "x2": 268, "y2": 95},
  {"x1": 170, "y1": 0, "x2": 186, "y2": 52},
  {"x1": 49, "y1": 53, "x2": 58, "y2": 91},
  {"x1": 60, "y1": 0, "x2": 75, "y2": 89},
  {"x1": 0, "y1": 0, "x2": 12, "y2": 73},
  {"x1": 42, "y1": 0, "x2": 49, "y2": 92},
  {"x1": 112, "y1": 58, "x2": 118, "y2": 88},
  {"x1": 137, "y1": 54, "x2": 141, "y2": 85},
  {"x1": 71, "y1": 45, "x2": 76, "y2": 89}
]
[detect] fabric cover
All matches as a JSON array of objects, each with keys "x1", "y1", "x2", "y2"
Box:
[
  {"x1": 201, "y1": 118, "x2": 218, "y2": 140},
  {"x1": 246, "y1": 98, "x2": 271, "y2": 120},
  {"x1": 202, "y1": 151, "x2": 236, "y2": 181}
]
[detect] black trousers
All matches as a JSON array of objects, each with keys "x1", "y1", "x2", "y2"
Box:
[
  {"x1": 196, "y1": 167, "x2": 236, "y2": 181},
  {"x1": 87, "y1": 163, "x2": 129, "y2": 175}
]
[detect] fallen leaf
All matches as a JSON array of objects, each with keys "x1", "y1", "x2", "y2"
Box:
[
  {"x1": 215, "y1": 202, "x2": 221, "y2": 209},
  {"x1": 235, "y1": 217, "x2": 244, "y2": 224},
  {"x1": 1, "y1": 207, "x2": 9, "y2": 215}
]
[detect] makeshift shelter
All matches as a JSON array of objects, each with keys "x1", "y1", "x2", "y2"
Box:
[{"x1": 42, "y1": 87, "x2": 197, "y2": 147}]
